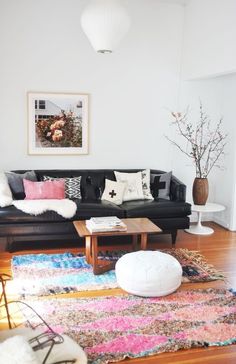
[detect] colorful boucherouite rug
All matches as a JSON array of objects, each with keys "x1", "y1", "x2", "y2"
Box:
[
  {"x1": 24, "y1": 288, "x2": 236, "y2": 364},
  {"x1": 11, "y1": 249, "x2": 224, "y2": 296}
]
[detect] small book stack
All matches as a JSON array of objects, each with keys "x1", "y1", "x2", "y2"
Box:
[{"x1": 86, "y1": 216, "x2": 127, "y2": 233}]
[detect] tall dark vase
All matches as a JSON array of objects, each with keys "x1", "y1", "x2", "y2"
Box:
[{"x1": 192, "y1": 177, "x2": 209, "y2": 205}]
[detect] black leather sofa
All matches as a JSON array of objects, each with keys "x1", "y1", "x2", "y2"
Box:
[{"x1": 0, "y1": 169, "x2": 191, "y2": 252}]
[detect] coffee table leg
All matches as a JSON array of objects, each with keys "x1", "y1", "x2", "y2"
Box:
[
  {"x1": 90, "y1": 236, "x2": 116, "y2": 275},
  {"x1": 91, "y1": 236, "x2": 99, "y2": 274},
  {"x1": 132, "y1": 235, "x2": 138, "y2": 251},
  {"x1": 85, "y1": 236, "x2": 92, "y2": 264},
  {"x1": 140, "y1": 233, "x2": 148, "y2": 250}
]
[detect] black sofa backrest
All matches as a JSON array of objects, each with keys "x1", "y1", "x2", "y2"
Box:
[{"x1": 12, "y1": 169, "x2": 183, "y2": 201}]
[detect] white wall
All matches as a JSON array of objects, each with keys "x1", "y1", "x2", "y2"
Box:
[
  {"x1": 178, "y1": 0, "x2": 236, "y2": 229},
  {"x1": 172, "y1": 79, "x2": 223, "y2": 203},
  {"x1": 173, "y1": 76, "x2": 235, "y2": 227},
  {"x1": 218, "y1": 74, "x2": 236, "y2": 230},
  {"x1": 183, "y1": 0, "x2": 236, "y2": 80},
  {"x1": 1, "y1": 0, "x2": 236, "y2": 230},
  {"x1": 0, "y1": 0, "x2": 184, "y2": 172}
]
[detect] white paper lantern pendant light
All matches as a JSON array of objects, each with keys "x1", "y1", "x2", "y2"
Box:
[{"x1": 81, "y1": 0, "x2": 131, "y2": 53}]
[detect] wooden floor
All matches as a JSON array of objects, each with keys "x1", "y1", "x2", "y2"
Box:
[{"x1": 1, "y1": 222, "x2": 236, "y2": 363}]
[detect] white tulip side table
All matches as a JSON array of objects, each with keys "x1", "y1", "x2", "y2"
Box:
[{"x1": 185, "y1": 202, "x2": 225, "y2": 235}]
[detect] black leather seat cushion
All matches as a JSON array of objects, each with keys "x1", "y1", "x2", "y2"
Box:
[
  {"x1": 0, "y1": 200, "x2": 124, "y2": 223},
  {"x1": 74, "y1": 200, "x2": 124, "y2": 219},
  {"x1": 0, "y1": 205, "x2": 69, "y2": 223},
  {"x1": 121, "y1": 199, "x2": 191, "y2": 219}
]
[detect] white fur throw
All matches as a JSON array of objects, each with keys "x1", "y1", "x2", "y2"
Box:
[
  {"x1": 0, "y1": 172, "x2": 13, "y2": 207},
  {"x1": 36, "y1": 334, "x2": 88, "y2": 364},
  {"x1": 12, "y1": 199, "x2": 77, "y2": 219},
  {"x1": 0, "y1": 335, "x2": 40, "y2": 364}
]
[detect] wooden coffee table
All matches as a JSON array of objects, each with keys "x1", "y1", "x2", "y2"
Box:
[{"x1": 73, "y1": 217, "x2": 161, "y2": 275}]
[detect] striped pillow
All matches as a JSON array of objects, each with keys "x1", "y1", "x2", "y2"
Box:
[{"x1": 43, "y1": 176, "x2": 81, "y2": 199}]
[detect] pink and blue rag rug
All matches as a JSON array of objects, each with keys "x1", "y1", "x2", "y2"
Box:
[
  {"x1": 24, "y1": 288, "x2": 236, "y2": 364},
  {"x1": 11, "y1": 249, "x2": 224, "y2": 296}
]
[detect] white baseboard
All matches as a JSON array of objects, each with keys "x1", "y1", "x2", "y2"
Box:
[
  {"x1": 212, "y1": 216, "x2": 230, "y2": 230},
  {"x1": 190, "y1": 212, "x2": 230, "y2": 230}
]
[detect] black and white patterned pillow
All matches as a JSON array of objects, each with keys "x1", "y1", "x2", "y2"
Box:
[
  {"x1": 43, "y1": 176, "x2": 81, "y2": 199},
  {"x1": 141, "y1": 169, "x2": 153, "y2": 200}
]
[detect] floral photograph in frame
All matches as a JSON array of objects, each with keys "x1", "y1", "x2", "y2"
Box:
[{"x1": 28, "y1": 92, "x2": 89, "y2": 155}]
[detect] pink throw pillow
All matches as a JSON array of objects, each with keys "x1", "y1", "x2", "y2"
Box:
[{"x1": 23, "y1": 179, "x2": 65, "y2": 200}]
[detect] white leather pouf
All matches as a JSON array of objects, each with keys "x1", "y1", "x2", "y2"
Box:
[{"x1": 115, "y1": 250, "x2": 182, "y2": 297}]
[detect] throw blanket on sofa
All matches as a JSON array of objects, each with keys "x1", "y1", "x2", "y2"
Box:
[{"x1": 12, "y1": 199, "x2": 77, "y2": 219}]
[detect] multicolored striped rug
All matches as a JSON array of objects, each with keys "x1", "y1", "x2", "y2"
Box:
[
  {"x1": 24, "y1": 288, "x2": 236, "y2": 364},
  {"x1": 11, "y1": 249, "x2": 224, "y2": 296}
]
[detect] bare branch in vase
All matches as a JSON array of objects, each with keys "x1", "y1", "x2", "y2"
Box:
[{"x1": 166, "y1": 103, "x2": 227, "y2": 179}]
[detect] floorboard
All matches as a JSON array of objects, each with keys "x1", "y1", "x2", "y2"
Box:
[{"x1": 1, "y1": 221, "x2": 236, "y2": 363}]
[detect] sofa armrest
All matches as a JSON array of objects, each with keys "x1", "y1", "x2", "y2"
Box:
[{"x1": 170, "y1": 176, "x2": 186, "y2": 202}]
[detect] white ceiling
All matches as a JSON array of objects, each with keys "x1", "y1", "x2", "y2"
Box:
[{"x1": 160, "y1": 0, "x2": 189, "y2": 5}]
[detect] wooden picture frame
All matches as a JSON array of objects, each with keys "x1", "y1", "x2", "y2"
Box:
[{"x1": 28, "y1": 92, "x2": 89, "y2": 155}]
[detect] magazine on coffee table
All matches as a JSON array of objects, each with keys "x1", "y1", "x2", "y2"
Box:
[{"x1": 86, "y1": 216, "x2": 127, "y2": 233}]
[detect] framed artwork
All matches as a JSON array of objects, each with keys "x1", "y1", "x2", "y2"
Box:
[{"x1": 28, "y1": 92, "x2": 89, "y2": 155}]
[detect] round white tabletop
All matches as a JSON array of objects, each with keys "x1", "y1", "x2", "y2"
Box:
[{"x1": 185, "y1": 202, "x2": 225, "y2": 235}]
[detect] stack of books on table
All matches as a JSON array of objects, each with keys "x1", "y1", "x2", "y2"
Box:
[{"x1": 86, "y1": 216, "x2": 127, "y2": 233}]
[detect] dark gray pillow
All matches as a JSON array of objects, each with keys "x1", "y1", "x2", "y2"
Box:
[
  {"x1": 150, "y1": 171, "x2": 172, "y2": 200},
  {"x1": 5, "y1": 171, "x2": 37, "y2": 199}
]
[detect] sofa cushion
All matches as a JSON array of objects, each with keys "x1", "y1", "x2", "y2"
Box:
[
  {"x1": 114, "y1": 171, "x2": 144, "y2": 201},
  {"x1": 0, "y1": 205, "x2": 68, "y2": 223},
  {"x1": 74, "y1": 200, "x2": 125, "y2": 219},
  {"x1": 0, "y1": 200, "x2": 125, "y2": 223},
  {"x1": 151, "y1": 171, "x2": 172, "y2": 200},
  {"x1": 101, "y1": 179, "x2": 126, "y2": 205},
  {"x1": 82, "y1": 178, "x2": 98, "y2": 201},
  {"x1": 0, "y1": 173, "x2": 13, "y2": 207},
  {"x1": 23, "y1": 180, "x2": 65, "y2": 200},
  {"x1": 5, "y1": 171, "x2": 37, "y2": 199},
  {"x1": 43, "y1": 176, "x2": 82, "y2": 199},
  {"x1": 141, "y1": 169, "x2": 153, "y2": 200},
  {"x1": 121, "y1": 199, "x2": 191, "y2": 219}
]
